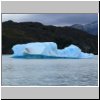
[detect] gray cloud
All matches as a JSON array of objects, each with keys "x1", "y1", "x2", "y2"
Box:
[{"x1": 2, "y1": 14, "x2": 98, "y2": 26}]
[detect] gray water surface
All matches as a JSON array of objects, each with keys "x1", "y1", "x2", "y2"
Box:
[{"x1": 2, "y1": 55, "x2": 98, "y2": 86}]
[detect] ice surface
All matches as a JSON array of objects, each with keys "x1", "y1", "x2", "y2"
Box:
[{"x1": 12, "y1": 42, "x2": 94, "y2": 58}]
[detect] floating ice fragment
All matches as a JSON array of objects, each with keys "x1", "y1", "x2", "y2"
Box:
[{"x1": 12, "y1": 42, "x2": 94, "y2": 59}]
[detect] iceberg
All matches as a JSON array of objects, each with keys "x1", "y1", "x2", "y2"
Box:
[{"x1": 12, "y1": 42, "x2": 94, "y2": 59}]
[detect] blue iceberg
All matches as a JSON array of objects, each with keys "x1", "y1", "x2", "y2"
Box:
[{"x1": 12, "y1": 42, "x2": 94, "y2": 59}]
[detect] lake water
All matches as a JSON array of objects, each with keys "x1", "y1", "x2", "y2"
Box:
[{"x1": 2, "y1": 55, "x2": 98, "y2": 86}]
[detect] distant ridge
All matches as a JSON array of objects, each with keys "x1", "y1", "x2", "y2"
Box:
[{"x1": 71, "y1": 21, "x2": 98, "y2": 35}]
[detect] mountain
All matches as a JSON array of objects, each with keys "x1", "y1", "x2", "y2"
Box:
[
  {"x1": 2, "y1": 20, "x2": 98, "y2": 54},
  {"x1": 71, "y1": 21, "x2": 98, "y2": 35},
  {"x1": 85, "y1": 21, "x2": 98, "y2": 35},
  {"x1": 71, "y1": 24, "x2": 85, "y2": 30}
]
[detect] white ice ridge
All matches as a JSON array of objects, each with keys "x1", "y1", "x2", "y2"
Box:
[{"x1": 12, "y1": 42, "x2": 94, "y2": 58}]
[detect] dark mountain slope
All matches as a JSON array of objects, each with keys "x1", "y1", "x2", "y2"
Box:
[{"x1": 2, "y1": 20, "x2": 98, "y2": 54}]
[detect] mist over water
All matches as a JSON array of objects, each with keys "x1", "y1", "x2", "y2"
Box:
[{"x1": 2, "y1": 55, "x2": 98, "y2": 86}]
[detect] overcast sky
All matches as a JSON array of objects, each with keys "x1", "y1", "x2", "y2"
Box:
[{"x1": 2, "y1": 14, "x2": 98, "y2": 26}]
